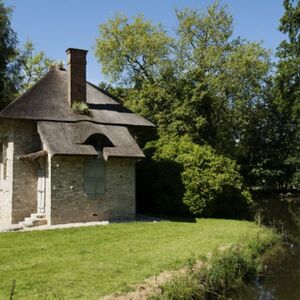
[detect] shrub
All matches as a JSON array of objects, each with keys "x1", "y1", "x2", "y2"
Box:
[
  {"x1": 200, "y1": 245, "x2": 256, "y2": 297},
  {"x1": 146, "y1": 135, "x2": 252, "y2": 218},
  {"x1": 72, "y1": 102, "x2": 89, "y2": 115},
  {"x1": 152, "y1": 274, "x2": 203, "y2": 300},
  {"x1": 152, "y1": 230, "x2": 280, "y2": 300}
]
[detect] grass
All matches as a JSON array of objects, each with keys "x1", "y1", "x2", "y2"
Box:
[{"x1": 0, "y1": 219, "x2": 277, "y2": 299}]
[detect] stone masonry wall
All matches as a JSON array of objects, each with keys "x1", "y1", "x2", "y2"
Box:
[
  {"x1": 50, "y1": 156, "x2": 136, "y2": 225},
  {"x1": 11, "y1": 120, "x2": 41, "y2": 224},
  {"x1": 0, "y1": 120, "x2": 14, "y2": 226}
]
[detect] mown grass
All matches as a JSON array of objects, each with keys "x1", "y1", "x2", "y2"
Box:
[{"x1": 0, "y1": 219, "x2": 277, "y2": 299}]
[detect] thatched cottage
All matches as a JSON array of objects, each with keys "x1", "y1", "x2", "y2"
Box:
[{"x1": 0, "y1": 48, "x2": 154, "y2": 228}]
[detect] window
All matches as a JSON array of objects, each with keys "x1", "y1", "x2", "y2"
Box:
[{"x1": 84, "y1": 160, "x2": 105, "y2": 198}]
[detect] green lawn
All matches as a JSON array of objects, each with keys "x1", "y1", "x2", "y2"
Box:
[{"x1": 0, "y1": 219, "x2": 275, "y2": 299}]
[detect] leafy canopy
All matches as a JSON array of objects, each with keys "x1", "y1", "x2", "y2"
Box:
[
  {"x1": 95, "y1": 3, "x2": 271, "y2": 156},
  {"x1": 94, "y1": 1, "x2": 300, "y2": 214},
  {"x1": 17, "y1": 40, "x2": 55, "y2": 93},
  {"x1": 0, "y1": 0, "x2": 19, "y2": 108},
  {"x1": 95, "y1": 15, "x2": 173, "y2": 85},
  {"x1": 148, "y1": 135, "x2": 252, "y2": 217}
]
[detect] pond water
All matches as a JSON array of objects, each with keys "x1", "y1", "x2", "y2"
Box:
[{"x1": 232, "y1": 197, "x2": 300, "y2": 300}]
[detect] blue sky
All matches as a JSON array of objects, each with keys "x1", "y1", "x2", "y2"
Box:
[{"x1": 6, "y1": 0, "x2": 285, "y2": 84}]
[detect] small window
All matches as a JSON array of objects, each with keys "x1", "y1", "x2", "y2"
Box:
[{"x1": 84, "y1": 160, "x2": 105, "y2": 198}]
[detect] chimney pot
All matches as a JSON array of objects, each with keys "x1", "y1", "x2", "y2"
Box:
[{"x1": 66, "y1": 48, "x2": 88, "y2": 106}]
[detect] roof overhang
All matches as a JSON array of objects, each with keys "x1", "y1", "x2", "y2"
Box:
[{"x1": 37, "y1": 121, "x2": 145, "y2": 160}]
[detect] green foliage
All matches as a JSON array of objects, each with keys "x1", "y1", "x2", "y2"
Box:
[
  {"x1": 0, "y1": 0, "x2": 20, "y2": 109},
  {"x1": 147, "y1": 135, "x2": 252, "y2": 217},
  {"x1": 95, "y1": 1, "x2": 300, "y2": 212},
  {"x1": 200, "y1": 245, "x2": 256, "y2": 297},
  {"x1": 274, "y1": 0, "x2": 300, "y2": 189},
  {"x1": 17, "y1": 40, "x2": 55, "y2": 93},
  {"x1": 201, "y1": 232, "x2": 280, "y2": 298},
  {"x1": 0, "y1": 3, "x2": 54, "y2": 107},
  {"x1": 95, "y1": 4, "x2": 271, "y2": 155},
  {"x1": 152, "y1": 273, "x2": 203, "y2": 300},
  {"x1": 153, "y1": 230, "x2": 280, "y2": 300},
  {"x1": 95, "y1": 2, "x2": 277, "y2": 206},
  {"x1": 71, "y1": 102, "x2": 90, "y2": 115},
  {"x1": 95, "y1": 14, "x2": 173, "y2": 85}
]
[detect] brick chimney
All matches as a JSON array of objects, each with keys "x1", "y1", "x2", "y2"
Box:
[{"x1": 66, "y1": 48, "x2": 88, "y2": 106}]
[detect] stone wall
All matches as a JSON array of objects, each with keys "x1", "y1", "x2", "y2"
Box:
[
  {"x1": 50, "y1": 155, "x2": 136, "y2": 225},
  {"x1": 0, "y1": 118, "x2": 137, "y2": 227},
  {"x1": 11, "y1": 120, "x2": 41, "y2": 223},
  {"x1": 0, "y1": 120, "x2": 14, "y2": 226}
]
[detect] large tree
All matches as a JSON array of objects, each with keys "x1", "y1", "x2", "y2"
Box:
[
  {"x1": 95, "y1": 3, "x2": 271, "y2": 156},
  {"x1": 277, "y1": 0, "x2": 300, "y2": 119},
  {"x1": 269, "y1": 0, "x2": 300, "y2": 189},
  {"x1": 0, "y1": 0, "x2": 19, "y2": 108},
  {"x1": 94, "y1": 3, "x2": 276, "y2": 215},
  {"x1": 17, "y1": 40, "x2": 55, "y2": 93}
]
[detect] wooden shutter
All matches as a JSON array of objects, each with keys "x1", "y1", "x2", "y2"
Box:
[{"x1": 84, "y1": 160, "x2": 105, "y2": 198}]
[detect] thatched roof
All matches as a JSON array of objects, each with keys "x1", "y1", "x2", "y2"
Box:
[
  {"x1": 38, "y1": 121, "x2": 145, "y2": 160},
  {"x1": 1, "y1": 65, "x2": 153, "y2": 159},
  {"x1": 0, "y1": 66, "x2": 154, "y2": 128},
  {"x1": 17, "y1": 150, "x2": 48, "y2": 161}
]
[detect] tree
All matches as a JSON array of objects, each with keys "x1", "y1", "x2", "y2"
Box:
[
  {"x1": 271, "y1": 0, "x2": 300, "y2": 189},
  {"x1": 147, "y1": 135, "x2": 252, "y2": 218},
  {"x1": 95, "y1": 15, "x2": 173, "y2": 86},
  {"x1": 95, "y1": 3, "x2": 271, "y2": 157},
  {"x1": 0, "y1": 0, "x2": 20, "y2": 109},
  {"x1": 0, "y1": 3, "x2": 53, "y2": 108},
  {"x1": 17, "y1": 40, "x2": 55, "y2": 93},
  {"x1": 95, "y1": 2, "x2": 277, "y2": 215},
  {"x1": 173, "y1": 4, "x2": 271, "y2": 154},
  {"x1": 277, "y1": 0, "x2": 300, "y2": 120}
]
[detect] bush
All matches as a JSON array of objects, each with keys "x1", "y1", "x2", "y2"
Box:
[
  {"x1": 152, "y1": 273, "x2": 203, "y2": 300},
  {"x1": 151, "y1": 229, "x2": 280, "y2": 300},
  {"x1": 200, "y1": 245, "x2": 256, "y2": 297},
  {"x1": 146, "y1": 135, "x2": 252, "y2": 218}
]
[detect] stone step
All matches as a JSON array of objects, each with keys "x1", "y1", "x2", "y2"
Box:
[
  {"x1": 32, "y1": 219, "x2": 47, "y2": 226},
  {"x1": 18, "y1": 213, "x2": 48, "y2": 229},
  {"x1": 30, "y1": 213, "x2": 46, "y2": 219}
]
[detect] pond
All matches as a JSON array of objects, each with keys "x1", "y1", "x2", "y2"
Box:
[{"x1": 232, "y1": 196, "x2": 300, "y2": 300}]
